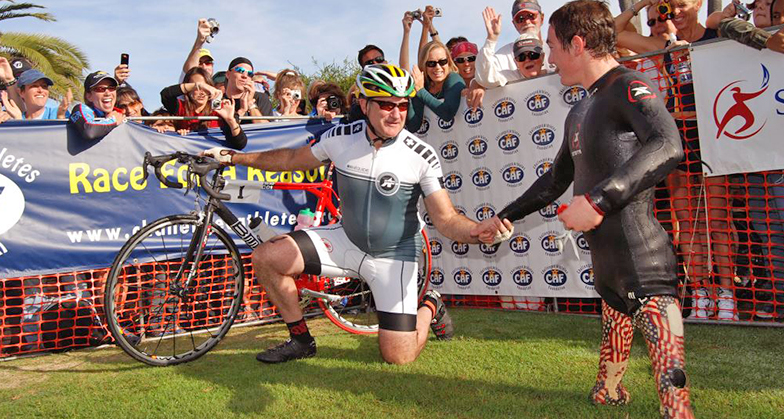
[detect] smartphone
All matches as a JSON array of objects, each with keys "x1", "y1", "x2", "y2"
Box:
[{"x1": 120, "y1": 53, "x2": 129, "y2": 66}]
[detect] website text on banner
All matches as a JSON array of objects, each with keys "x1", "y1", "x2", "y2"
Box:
[
  {"x1": 692, "y1": 41, "x2": 784, "y2": 177},
  {"x1": 0, "y1": 120, "x2": 332, "y2": 278},
  {"x1": 417, "y1": 74, "x2": 598, "y2": 300}
]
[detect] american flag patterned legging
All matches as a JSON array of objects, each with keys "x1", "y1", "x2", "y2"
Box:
[{"x1": 590, "y1": 296, "x2": 694, "y2": 419}]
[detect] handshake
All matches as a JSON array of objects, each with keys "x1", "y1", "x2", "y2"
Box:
[{"x1": 470, "y1": 216, "x2": 514, "y2": 245}]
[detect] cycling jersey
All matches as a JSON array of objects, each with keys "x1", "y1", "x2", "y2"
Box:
[
  {"x1": 68, "y1": 103, "x2": 119, "y2": 141},
  {"x1": 497, "y1": 65, "x2": 684, "y2": 314},
  {"x1": 310, "y1": 120, "x2": 444, "y2": 261}
]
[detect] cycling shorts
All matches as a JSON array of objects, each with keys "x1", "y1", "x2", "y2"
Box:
[{"x1": 288, "y1": 224, "x2": 420, "y2": 331}]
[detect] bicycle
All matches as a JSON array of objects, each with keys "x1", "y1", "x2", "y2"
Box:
[{"x1": 104, "y1": 152, "x2": 431, "y2": 366}]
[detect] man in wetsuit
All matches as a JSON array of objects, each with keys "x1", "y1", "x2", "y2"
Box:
[
  {"x1": 204, "y1": 64, "x2": 496, "y2": 365},
  {"x1": 472, "y1": 1, "x2": 692, "y2": 417}
]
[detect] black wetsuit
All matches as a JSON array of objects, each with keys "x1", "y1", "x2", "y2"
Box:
[{"x1": 497, "y1": 65, "x2": 684, "y2": 314}]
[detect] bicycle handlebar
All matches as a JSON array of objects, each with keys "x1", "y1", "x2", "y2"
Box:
[{"x1": 143, "y1": 152, "x2": 231, "y2": 201}]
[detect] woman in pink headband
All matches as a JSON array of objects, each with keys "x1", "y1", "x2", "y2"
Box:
[{"x1": 450, "y1": 41, "x2": 478, "y2": 85}]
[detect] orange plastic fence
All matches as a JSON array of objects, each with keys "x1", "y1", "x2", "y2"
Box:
[{"x1": 3, "y1": 49, "x2": 784, "y2": 358}]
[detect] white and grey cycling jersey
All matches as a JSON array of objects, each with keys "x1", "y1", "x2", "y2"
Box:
[{"x1": 310, "y1": 120, "x2": 444, "y2": 261}]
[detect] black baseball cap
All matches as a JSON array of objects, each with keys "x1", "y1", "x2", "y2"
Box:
[
  {"x1": 212, "y1": 71, "x2": 227, "y2": 84},
  {"x1": 228, "y1": 57, "x2": 253, "y2": 71},
  {"x1": 84, "y1": 71, "x2": 118, "y2": 91},
  {"x1": 10, "y1": 57, "x2": 33, "y2": 78},
  {"x1": 513, "y1": 35, "x2": 544, "y2": 56},
  {"x1": 512, "y1": 0, "x2": 542, "y2": 18}
]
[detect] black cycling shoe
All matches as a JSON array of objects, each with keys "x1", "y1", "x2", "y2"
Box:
[
  {"x1": 425, "y1": 290, "x2": 454, "y2": 340},
  {"x1": 256, "y1": 338, "x2": 316, "y2": 364}
]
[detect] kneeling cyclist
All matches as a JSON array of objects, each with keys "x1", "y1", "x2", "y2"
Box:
[{"x1": 204, "y1": 64, "x2": 492, "y2": 364}]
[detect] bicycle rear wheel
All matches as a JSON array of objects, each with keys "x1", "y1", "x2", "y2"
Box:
[
  {"x1": 318, "y1": 230, "x2": 432, "y2": 334},
  {"x1": 104, "y1": 214, "x2": 244, "y2": 366}
]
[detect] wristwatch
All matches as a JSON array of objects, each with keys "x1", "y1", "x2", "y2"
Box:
[{"x1": 0, "y1": 78, "x2": 17, "y2": 88}]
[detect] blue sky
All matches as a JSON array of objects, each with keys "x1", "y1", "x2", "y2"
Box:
[{"x1": 2, "y1": 0, "x2": 636, "y2": 109}]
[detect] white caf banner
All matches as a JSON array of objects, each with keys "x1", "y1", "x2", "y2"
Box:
[
  {"x1": 417, "y1": 74, "x2": 598, "y2": 299},
  {"x1": 691, "y1": 39, "x2": 784, "y2": 177}
]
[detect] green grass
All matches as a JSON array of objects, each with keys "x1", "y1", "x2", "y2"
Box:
[{"x1": 1, "y1": 309, "x2": 782, "y2": 419}]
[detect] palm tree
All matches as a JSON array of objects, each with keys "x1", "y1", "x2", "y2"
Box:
[{"x1": 0, "y1": 1, "x2": 89, "y2": 99}]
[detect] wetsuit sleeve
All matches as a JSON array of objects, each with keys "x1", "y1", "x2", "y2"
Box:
[
  {"x1": 160, "y1": 84, "x2": 184, "y2": 114},
  {"x1": 496, "y1": 131, "x2": 575, "y2": 222},
  {"x1": 67, "y1": 104, "x2": 118, "y2": 141},
  {"x1": 587, "y1": 74, "x2": 684, "y2": 215},
  {"x1": 413, "y1": 73, "x2": 466, "y2": 122}
]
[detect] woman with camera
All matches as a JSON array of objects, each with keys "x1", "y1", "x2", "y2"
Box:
[
  {"x1": 310, "y1": 82, "x2": 347, "y2": 122},
  {"x1": 160, "y1": 66, "x2": 247, "y2": 149},
  {"x1": 272, "y1": 69, "x2": 306, "y2": 118}
]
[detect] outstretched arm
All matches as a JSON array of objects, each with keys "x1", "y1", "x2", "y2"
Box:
[
  {"x1": 424, "y1": 190, "x2": 481, "y2": 244},
  {"x1": 209, "y1": 145, "x2": 324, "y2": 172}
]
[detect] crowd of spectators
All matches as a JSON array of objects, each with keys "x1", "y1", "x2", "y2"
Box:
[{"x1": 1, "y1": 0, "x2": 783, "y2": 320}]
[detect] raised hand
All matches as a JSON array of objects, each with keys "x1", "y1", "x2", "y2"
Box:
[
  {"x1": 482, "y1": 7, "x2": 502, "y2": 42},
  {"x1": 1, "y1": 90, "x2": 22, "y2": 120},
  {"x1": 114, "y1": 64, "x2": 131, "y2": 85}
]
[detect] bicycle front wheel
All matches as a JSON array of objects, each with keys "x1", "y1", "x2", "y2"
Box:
[
  {"x1": 104, "y1": 214, "x2": 244, "y2": 366},
  {"x1": 319, "y1": 230, "x2": 432, "y2": 334}
]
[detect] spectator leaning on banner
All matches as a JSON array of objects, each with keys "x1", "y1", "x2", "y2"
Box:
[
  {"x1": 115, "y1": 86, "x2": 148, "y2": 118},
  {"x1": 475, "y1": 0, "x2": 553, "y2": 88},
  {"x1": 68, "y1": 71, "x2": 124, "y2": 141},
  {"x1": 406, "y1": 40, "x2": 466, "y2": 132},
  {"x1": 224, "y1": 57, "x2": 273, "y2": 120}
]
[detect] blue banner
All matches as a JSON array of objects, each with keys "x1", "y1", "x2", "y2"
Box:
[{"x1": 0, "y1": 119, "x2": 334, "y2": 277}]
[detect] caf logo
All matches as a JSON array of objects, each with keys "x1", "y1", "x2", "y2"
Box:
[
  {"x1": 576, "y1": 233, "x2": 590, "y2": 252},
  {"x1": 443, "y1": 172, "x2": 463, "y2": 192},
  {"x1": 531, "y1": 126, "x2": 556, "y2": 147},
  {"x1": 453, "y1": 268, "x2": 473, "y2": 286},
  {"x1": 497, "y1": 131, "x2": 520, "y2": 152},
  {"x1": 493, "y1": 98, "x2": 516, "y2": 120},
  {"x1": 416, "y1": 117, "x2": 430, "y2": 135},
  {"x1": 467, "y1": 136, "x2": 488, "y2": 157},
  {"x1": 544, "y1": 267, "x2": 568, "y2": 287},
  {"x1": 430, "y1": 268, "x2": 445, "y2": 286},
  {"x1": 474, "y1": 204, "x2": 496, "y2": 221},
  {"x1": 375, "y1": 172, "x2": 399, "y2": 196},
  {"x1": 509, "y1": 234, "x2": 531, "y2": 255},
  {"x1": 481, "y1": 267, "x2": 502, "y2": 286},
  {"x1": 440, "y1": 141, "x2": 459, "y2": 161},
  {"x1": 429, "y1": 238, "x2": 443, "y2": 256},
  {"x1": 538, "y1": 202, "x2": 560, "y2": 220},
  {"x1": 535, "y1": 160, "x2": 553, "y2": 177},
  {"x1": 525, "y1": 90, "x2": 551, "y2": 113},
  {"x1": 437, "y1": 117, "x2": 455, "y2": 130},
  {"x1": 464, "y1": 107, "x2": 484, "y2": 125},
  {"x1": 479, "y1": 242, "x2": 500, "y2": 256},
  {"x1": 471, "y1": 167, "x2": 492, "y2": 188},
  {"x1": 579, "y1": 266, "x2": 595, "y2": 286},
  {"x1": 562, "y1": 86, "x2": 588, "y2": 106},
  {"x1": 451, "y1": 241, "x2": 469, "y2": 256},
  {"x1": 540, "y1": 232, "x2": 561, "y2": 254},
  {"x1": 512, "y1": 267, "x2": 534, "y2": 286},
  {"x1": 502, "y1": 164, "x2": 525, "y2": 185}
]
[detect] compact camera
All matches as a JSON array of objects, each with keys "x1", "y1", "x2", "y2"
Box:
[
  {"x1": 734, "y1": 1, "x2": 751, "y2": 21},
  {"x1": 409, "y1": 8, "x2": 442, "y2": 20},
  {"x1": 291, "y1": 89, "x2": 302, "y2": 101},
  {"x1": 326, "y1": 95, "x2": 342, "y2": 111},
  {"x1": 206, "y1": 18, "x2": 220, "y2": 43},
  {"x1": 211, "y1": 97, "x2": 222, "y2": 110}
]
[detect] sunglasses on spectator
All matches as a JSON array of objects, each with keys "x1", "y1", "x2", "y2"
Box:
[
  {"x1": 232, "y1": 66, "x2": 255, "y2": 77},
  {"x1": 92, "y1": 85, "x2": 117, "y2": 93},
  {"x1": 514, "y1": 12, "x2": 538, "y2": 24},
  {"x1": 647, "y1": 16, "x2": 672, "y2": 26},
  {"x1": 373, "y1": 100, "x2": 409, "y2": 112},
  {"x1": 454, "y1": 55, "x2": 476, "y2": 64},
  {"x1": 515, "y1": 51, "x2": 542, "y2": 62},
  {"x1": 425, "y1": 58, "x2": 449, "y2": 68},
  {"x1": 363, "y1": 56, "x2": 386, "y2": 66},
  {"x1": 117, "y1": 101, "x2": 139, "y2": 110}
]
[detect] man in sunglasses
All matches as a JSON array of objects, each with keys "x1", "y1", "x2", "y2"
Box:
[
  {"x1": 512, "y1": 35, "x2": 548, "y2": 79},
  {"x1": 475, "y1": 1, "x2": 693, "y2": 416},
  {"x1": 357, "y1": 44, "x2": 387, "y2": 68},
  {"x1": 475, "y1": 0, "x2": 553, "y2": 88},
  {"x1": 203, "y1": 64, "x2": 507, "y2": 365},
  {"x1": 68, "y1": 71, "x2": 124, "y2": 141},
  {"x1": 224, "y1": 57, "x2": 273, "y2": 121}
]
